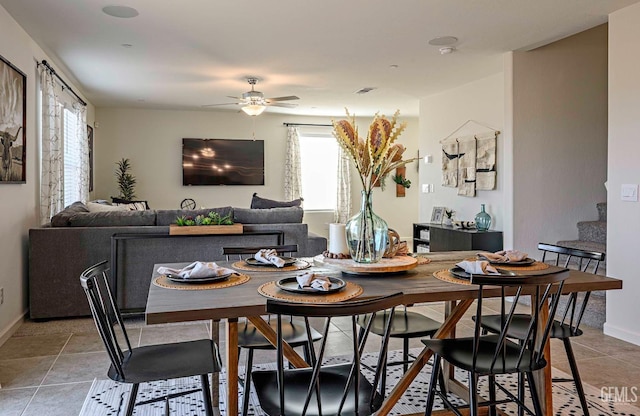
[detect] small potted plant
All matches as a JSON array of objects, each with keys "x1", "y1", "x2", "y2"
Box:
[
  {"x1": 171, "y1": 211, "x2": 240, "y2": 235},
  {"x1": 443, "y1": 209, "x2": 455, "y2": 226}
]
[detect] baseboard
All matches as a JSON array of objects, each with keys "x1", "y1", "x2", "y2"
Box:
[
  {"x1": 0, "y1": 310, "x2": 27, "y2": 348},
  {"x1": 603, "y1": 322, "x2": 640, "y2": 346}
]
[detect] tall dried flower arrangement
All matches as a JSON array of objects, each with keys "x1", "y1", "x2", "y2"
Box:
[{"x1": 332, "y1": 110, "x2": 415, "y2": 194}]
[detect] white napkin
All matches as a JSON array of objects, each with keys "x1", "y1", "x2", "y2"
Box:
[
  {"x1": 456, "y1": 260, "x2": 500, "y2": 275},
  {"x1": 478, "y1": 250, "x2": 528, "y2": 263},
  {"x1": 296, "y1": 272, "x2": 332, "y2": 291},
  {"x1": 255, "y1": 249, "x2": 286, "y2": 268},
  {"x1": 157, "y1": 262, "x2": 233, "y2": 280}
]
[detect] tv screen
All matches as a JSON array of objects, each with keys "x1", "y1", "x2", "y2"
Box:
[{"x1": 182, "y1": 138, "x2": 265, "y2": 186}]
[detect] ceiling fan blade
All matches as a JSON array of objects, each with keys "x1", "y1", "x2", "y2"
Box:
[
  {"x1": 201, "y1": 102, "x2": 241, "y2": 107},
  {"x1": 226, "y1": 95, "x2": 242, "y2": 100},
  {"x1": 267, "y1": 102, "x2": 298, "y2": 108},
  {"x1": 266, "y1": 95, "x2": 300, "y2": 102}
]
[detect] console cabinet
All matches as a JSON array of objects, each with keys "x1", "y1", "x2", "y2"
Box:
[{"x1": 413, "y1": 223, "x2": 503, "y2": 253}]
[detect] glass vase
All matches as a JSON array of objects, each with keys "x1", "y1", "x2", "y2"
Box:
[
  {"x1": 345, "y1": 190, "x2": 388, "y2": 263},
  {"x1": 475, "y1": 204, "x2": 492, "y2": 231}
]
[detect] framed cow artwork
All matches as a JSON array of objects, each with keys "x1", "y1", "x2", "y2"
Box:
[{"x1": 0, "y1": 54, "x2": 26, "y2": 184}]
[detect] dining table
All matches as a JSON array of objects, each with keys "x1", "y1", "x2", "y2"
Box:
[{"x1": 145, "y1": 251, "x2": 622, "y2": 416}]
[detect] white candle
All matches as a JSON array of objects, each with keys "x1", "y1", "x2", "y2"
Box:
[{"x1": 329, "y1": 223, "x2": 349, "y2": 254}]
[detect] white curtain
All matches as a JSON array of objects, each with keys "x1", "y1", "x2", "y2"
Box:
[
  {"x1": 284, "y1": 126, "x2": 302, "y2": 200},
  {"x1": 334, "y1": 146, "x2": 351, "y2": 223},
  {"x1": 73, "y1": 103, "x2": 89, "y2": 202},
  {"x1": 39, "y1": 68, "x2": 64, "y2": 224}
]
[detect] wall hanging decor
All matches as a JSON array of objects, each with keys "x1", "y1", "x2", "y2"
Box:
[
  {"x1": 0, "y1": 54, "x2": 26, "y2": 183},
  {"x1": 439, "y1": 120, "x2": 499, "y2": 197}
]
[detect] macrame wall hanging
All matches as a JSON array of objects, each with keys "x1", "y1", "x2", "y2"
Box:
[{"x1": 439, "y1": 120, "x2": 500, "y2": 197}]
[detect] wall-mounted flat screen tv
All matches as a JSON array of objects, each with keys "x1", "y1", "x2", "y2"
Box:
[{"x1": 182, "y1": 138, "x2": 265, "y2": 186}]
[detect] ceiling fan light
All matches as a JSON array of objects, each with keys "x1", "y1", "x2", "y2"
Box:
[{"x1": 242, "y1": 104, "x2": 266, "y2": 116}]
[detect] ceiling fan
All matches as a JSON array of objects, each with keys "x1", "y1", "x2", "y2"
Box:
[{"x1": 203, "y1": 77, "x2": 299, "y2": 116}]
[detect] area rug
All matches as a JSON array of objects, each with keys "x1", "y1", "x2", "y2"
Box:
[{"x1": 80, "y1": 349, "x2": 638, "y2": 415}]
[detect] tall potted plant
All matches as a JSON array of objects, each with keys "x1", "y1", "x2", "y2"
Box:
[{"x1": 115, "y1": 158, "x2": 136, "y2": 200}]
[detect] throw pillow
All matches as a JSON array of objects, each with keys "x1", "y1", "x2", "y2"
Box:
[
  {"x1": 250, "y1": 193, "x2": 303, "y2": 209},
  {"x1": 114, "y1": 202, "x2": 148, "y2": 211},
  {"x1": 86, "y1": 202, "x2": 127, "y2": 212},
  {"x1": 111, "y1": 197, "x2": 150, "y2": 210},
  {"x1": 50, "y1": 201, "x2": 90, "y2": 226}
]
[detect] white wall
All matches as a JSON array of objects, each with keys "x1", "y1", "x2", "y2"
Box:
[
  {"x1": 605, "y1": 3, "x2": 640, "y2": 346},
  {"x1": 94, "y1": 108, "x2": 419, "y2": 240},
  {"x1": 510, "y1": 25, "x2": 608, "y2": 259},
  {"x1": 0, "y1": 5, "x2": 94, "y2": 343},
  {"x1": 419, "y1": 73, "x2": 508, "y2": 241}
]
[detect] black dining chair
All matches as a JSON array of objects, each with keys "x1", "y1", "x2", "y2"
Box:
[
  {"x1": 223, "y1": 244, "x2": 323, "y2": 416},
  {"x1": 252, "y1": 292, "x2": 404, "y2": 416},
  {"x1": 423, "y1": 270, "x2": 569, "y2": 416},
  {"x1": 80, "y1": 261, "x2": 222, "y2": 416},
  {"x1": 477, "y1": 243, "x2": 605, "y2": 416},
  {"x1": 356, "y1": 307, "x2": 441, "y2": 392}
]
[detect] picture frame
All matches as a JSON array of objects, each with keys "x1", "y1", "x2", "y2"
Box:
[
  {"x1": 0, "y1": 54, "x2": 27, "y2": 184},
  {"x1": 431, "y1": 206, "x2": 445, "y2": 224},
  {"x1": 87, "y1": 125, "x2": 94, "y2": 191}
]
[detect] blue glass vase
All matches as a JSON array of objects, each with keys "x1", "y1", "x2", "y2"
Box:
[
  {"x1": 475, "y1": 204, "x2": 492, "y2": 231},
  {"x1": 345, "y1": 190, "x2": 388, "y2": 263}
]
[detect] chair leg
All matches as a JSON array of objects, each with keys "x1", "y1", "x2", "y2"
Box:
[
  {"x1": 403, "y1": 338, "x2": 409, "y2": 373},
  {"x1": 518, "y1": 372, "x2": 525, "y2": 416},
  {"x1": 468, "y1": 372, "x2": 478, "y2": 416},
  {"x1": 526, "y1": 371, "x2": 543, "y2": 416},
  {"x1": 424, "y1": 354, "x2": 441, "y2": 416},
  {"x1": 564, "y1": 338, "x2": 590, "y2": 416},
  {"x1": 200, "y1": 374, "x2": 214, "y2": 416},
  {"x1": 242, "y1": 348, "x2": 254, "y2": 416},
  {"x1": 488, "y1": 375, "x2": 497, "y2": 416},
  {"x1": 125, "y1": 383, "x2": 139, "y2": 416}
]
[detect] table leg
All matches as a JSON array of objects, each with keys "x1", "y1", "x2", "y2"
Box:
[
  {"x1": 226, "y1": 318, "x2": 239, "y2": 416},
  {"x1": 209, "y1": 319, "x2": 220, "y2": 414},
  {"x1": 377, "y1": 299, "x2": 474, "y2": 416},
  {"x1": 532, "y1": 299, "x2": 553, "y2": 415}
]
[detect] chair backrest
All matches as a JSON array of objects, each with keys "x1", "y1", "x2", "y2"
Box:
[
  {"x1": 79, "y1": 261, "x2": 133, "y2": 380},
  {"x1": 470, "y1": 272, "x2": 568, "y2": 373},
  {"x1": 266, "y1": 292, "x2": 404, "y2": 416},
  {"x1": 538, "y1": 243, "x2": 606, "y2": 334},
  {"x1": 223, "y1": 244, "x2": 298, "y2": 260}
]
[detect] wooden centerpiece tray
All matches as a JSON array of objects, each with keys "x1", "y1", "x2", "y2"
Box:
[
  {"x1": 169, "y1": 223, "x2": 244, "y2": 235},
  {"x1": 313, "y1": 254, "x2": 417, "y2": 275}
]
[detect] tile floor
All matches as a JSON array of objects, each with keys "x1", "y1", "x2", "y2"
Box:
[{"x1": 1, "y1": 301, "x2": 639, "y2": 416}]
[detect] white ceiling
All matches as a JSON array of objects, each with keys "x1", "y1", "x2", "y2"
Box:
[{"x1": 1, "y1": 0, "x2": 638, "y2": 117}]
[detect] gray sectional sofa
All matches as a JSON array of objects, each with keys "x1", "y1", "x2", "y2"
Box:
[{"x1": 29, "y1": 203, "x2": 326, "y2": 319}]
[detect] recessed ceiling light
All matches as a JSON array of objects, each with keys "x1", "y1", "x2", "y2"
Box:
[
  {"x1": 439, "y1": 47, "x2": 456, "y2": 55},
  {"x1": 121, "y1": 43, "x2": 133, "y2": 48},
  {"x1": 102, "y1": 5, "x2": 139, "y2": 18},
  {"x1": 428, "y1": 36, "x2": 458, "y2": 46},
  {"x1": 389, "y1": 64, "x2": 399, "y2": 69}
]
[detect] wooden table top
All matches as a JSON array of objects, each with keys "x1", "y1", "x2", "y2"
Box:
[{"x1": 145, "y1": 251, "x2": 622, "y2": 325}]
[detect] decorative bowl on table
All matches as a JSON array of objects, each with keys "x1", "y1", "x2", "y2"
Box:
[{"x1": 453, "y1": 220, "x2": 476, "y2": 229}]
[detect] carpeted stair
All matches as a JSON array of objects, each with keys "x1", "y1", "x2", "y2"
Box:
[
  {"x1": 555, "y1": 202, "x2": 607, "y2": 329},
  {"x1": 557, "y1": 202, "x2": 607, "y2": 255}
]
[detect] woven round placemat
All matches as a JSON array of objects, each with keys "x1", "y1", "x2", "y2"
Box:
[
  {"x1": 415, "y1": 257, "x2": 432, "y2": 265},
  {"x1": 153, "y1": 273, "x2": 250, "y2": 290},
  {"x1": 258, "y1": 281, "x2": 364, "y2": 303},
  {"x1": 464, "y1": 258, "x2": 550, "y2": 271},
  {"x1": 231, "y1": 259, "x2": 311, "y2": 272},
  {"x1": 433, "y1": 269, "x2": 471, "y2": 286}
]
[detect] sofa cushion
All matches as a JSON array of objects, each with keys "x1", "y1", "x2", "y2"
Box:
[
  {"x1": 250, "y1": 193, "x2": 303, "y2": 209},
  {"x1": 233, "y1": 207, "x2": 303, "y2": 224},
  {"x1": 50, "y1": 201, "x2": 90, "y2": 226},
  {"x1": 155, "y1": 206, "x2": 234, "y2": 226},
  {"x1": 68, "y1": 210, "x2": 157, "y2": 227}
]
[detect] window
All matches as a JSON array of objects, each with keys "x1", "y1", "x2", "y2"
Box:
[
  {"x1": 63, "y1": 108, "x2": 81, "y2": 207},
  {"x1": 299, "y1": 134, "x2": 339, "y2": 210}
]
